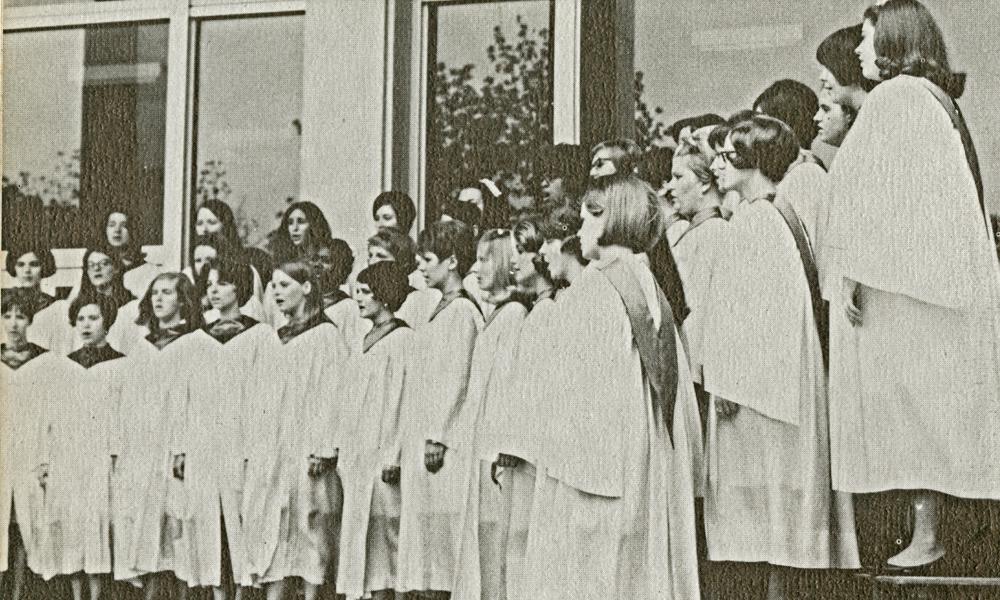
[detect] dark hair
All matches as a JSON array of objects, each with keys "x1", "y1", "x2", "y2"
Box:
[
  {"x1": 274, "y1": 259, "x2": 324, "y2": 315},
  {"x1": 417, "y1": 220, "x2": 476, "y2": 277},
  {"x1": 2, "y1": 287, "x2": 40, "y2": 322},
  {"x1": 590, "y1": 139, "x2": 643, "y2": 178},
  {"x1": 313, "y1": 237, "x2": 355, "y2": 291},
  {"x1": 728, "y1": 115, "x2": 800, "y2": 183},
  {"x1": 666, "y1": 113, "x2": 725, "y2": 142},
  {"x1": 372, "y1": 191, "x2": 417, "y2": 234},
  {"x1": 194, "y1": 200, "x2": 242, "y2": 247},
  {"x1": 208, "y1": 256, "x2": 255, "y2": 307},
  {"x1": 441, "y1": 198, "x2": 483, "y2": 231},
  {"x1": 582, "y1": 174, "x2": 663, "y2": 253},
  {"x1": 357, "y1": 261, "x2": 412, "y2": 313},
  {"x1": 68, "y1": 292, "x2": 120, "y2": 329},
  {"x1": 753, "y1": 79, "x2": 820, "y2": 149},
  {"x1": 513, "y1": 217, "x2": 554, "y2": 283},
  {"x1": 864, "y1": 0, "x2": 965, "y2": 98},
  {"x1": 103, "y1": 209, "x2": 146, "y2": 266},
  {"x1": 269, "y1": 201, "x2": 333, "y2": 262},
  {"x1": 136, "y1": 272, "x2": 205, "y2": 334},
  {"x1": 559, "y1": 235, "x2": 588, "y2": 267},
  {"x1": 470, "y1": 179, "x2": 512, "y2": 231},
  {"x1": 538, "y1": 143, "x2": 590, "y2": 201},
  {"x1": 817, "y1": 25, "x2": 878, "y2": 92},
  {"x1": 368, "y1": 228, "x2": 418, "y2": 274},
  {"x1": 190, "y1": 233, "x2": 237, "y2": 271},
  {"x1": 708, "y1": 110, "x2": 757, "y2": 150},
  {"x1": 639, "y1": 146, "x2": 675, "y2": 190},
  {"x1": 78, "y1": 245, "x2": 135, "y2": 310},
  {"x1": 538, "y1": 202, "x2": 583, "y2": 242},
  {"x1": 5, "y1": 246, "x2": 56, "y2": 279}
]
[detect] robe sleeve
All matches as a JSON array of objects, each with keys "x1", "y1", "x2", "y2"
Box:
[
  {"x1": 480, "y1": 308, "x2": 530, "y2": 460},
  {"x1": 380, "y1": 337, "x2": 410, "y2": 467},
  {"x1": 310, "y1": 326, "x2": 351, "y2": 458},
  {"x1": 824, "y1": 75, "x2": 997, "y2": 309},
  {"x1": 426, "y1": 303, "x2": 482, "y2": 446}
]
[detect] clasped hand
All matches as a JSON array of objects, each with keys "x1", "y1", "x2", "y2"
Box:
[
  {"x1": 424, "y1": 441, "x2": 446, "y2": 473},
  {"x1": 308, "y1": 453, "x2": 338, "y2": 477}
]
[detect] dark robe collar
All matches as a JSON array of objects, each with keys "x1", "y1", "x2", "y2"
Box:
[
  {"x1": 21, "y1": 288, "x2": 56, "y2": 312},
  {"x1": 363, "y1": 317, "x2": 410, "y2": 354},
  {"x1": 1, "y1": 343, "x2": 48, "y2": 370},
  {"x1": 204, "y1": 314, "x2": 259, "y2": 344},
  {"x1": 277, "y1": 309, "x2": 332, "y2": 344},
  {"x1": 429, "y1": 286, "x2": 482, "y2": 322},
  {"x1": 672, "y1": 206, "x2": 724, "y2": 246},
  {"x1": 145, "y1": 323, "x2": 191, "y2": 351},
  {"x1": 68, "y1": 344, "x2": 124, "y2": 368}
]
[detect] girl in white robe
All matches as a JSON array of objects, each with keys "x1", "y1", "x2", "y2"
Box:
[
  {"x1": 449, "y1": 229, "x2": 528, "y2": 600},
  {"x1": 396, "y1": 221, "x2": 483, "y2": 598},
  {"x1": 824, "y1": 2, "x2": 1000, "y2": 569},
  {"x1": 241, "y1": 260, "x2": 349, "y2": 600},
  {"x1": 112, "y1": 273, "x2": 211, "y2": 600},
  {"x1": 1, "y1": 290, "x2": 67, "y2": 600},
  {"x1": 700, "y1": 119, "x2": 858, "y2": 598},
  {"x1": 37, "y1": 294, "x2": 125, "y2": 600},
  {"x1": 184, "y1": 234, "x2": 267, "y2": 324},
  {"x1": 174, "y1": 260, "x2": 279, "y2": 599},
  {"x1": 4, "y1": 247, "x2": 65, "y2": 355},
  {"x1": 367, "y1": 228, "x2": 441, "y2": 330},
  {"x1": 315, "y1": 238, "x2": 365, "y2": 356},
  {"x1": 522, "y1": 176, "x2": 701, "y2": 600},
  {"x1": 336, "y1": 261, "x2": 414, "y2": 600}
]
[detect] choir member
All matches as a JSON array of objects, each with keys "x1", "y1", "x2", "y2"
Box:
[
  {"x1": 312, "y1": 237, "x2": 365, "y2": 356},
  {"x1": 367, "y1": 228, "x2": 441, "y2": 328},
  {"x1": 664, "y1": 137, "x2": 730, "y2": 380},
  {"x1": 1, "y1": 289, "x2": 66, "y2": 600},
  {"x1": 816, "y1": 24, "x2": 875, "y2": 114},
  {"x1": 372, "y1": 191, "x2": 418, "y2": 236},
  {"x1": 522, "y1": 174, "x2": 701, "y2": 600},
  {"x1": 37, "y1": 293, "x2": 124, "y2": 600},
  {"x1": 536, "y1": 143, "x2": 588, "y2": 214},
  {"x1": 754, "y1": 80, "x2": 827, "y2": 238},
  {"x1": 336, "y1": 261, "x2": 414, "y2": 600},
  {"x1": 449, "y1": 229, "x2": 527, "y2": 600},
  {"x1": 700, "y1": 116, "x2": 858, "y2": 598},
  {"x1": 824, "y1": 0, "x2": 1000, "y2": 569},
  {"x1": 73, "y1": 246, "x2": 145, "y2": 355},
  {"x1": 4, "y1": 245, "x2": 63, "y2": 352},
  {"x1": 267, "y1": 201, "x2": 334, "y2": 264},
  {"x1": 241, "y1": 259, "x2": 348, "y2": 600},
  {"x1": 103, "y1": 210, "x2": 163, "y2": 299},
  {"x1": 440, "y1": 200, "x2": 490, "y2": 316},
  {"x1": 589, "y1": 138, "x2": 642, "y2": 179},
  {"x1": 176, "y1": 258, "x2": 279, "y2": 600},
  {"x1": 396, "y1": 220, "x2": 483, "y2": 599},
  {"x1": 193, "y1": 199, "x2": 271, "y2": 305},
  {"x1": 112, "y1": 273, "x2": 208, "y2": 600},
  {"x1": 639, "y1": 145, "x2": 689, "y2": 247},
  {"x1": 539, "y1": 205, "x2": 587, "y2": 291}
]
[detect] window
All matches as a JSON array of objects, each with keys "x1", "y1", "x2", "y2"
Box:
[
  {"x1": 424, "y1": 0, "x2": 553, "y2": 226},
  {"x1": 2, "y1": 20, "x2": 169, "y2": 249},
  {"x1": 191, "y1": 14, "x2": 304, "y2": 249}
]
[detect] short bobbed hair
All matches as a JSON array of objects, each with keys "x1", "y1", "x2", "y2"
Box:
[
  {"x1": 753, "y1": 79, "x2": 820, "y2": 149},
  {"x1": 372, "y1": 191, "x2": 417, "y2": 234},
  {"x1": 5, "y1": 246, "x2": 57, "y2": 279},
  {"x1": 477, "y1": 229, "x2": 517, "y2": 293},
  {"x1": 417, "y1": 220, "x2": 476, "y2": 277},
  {"x1": 368, "y1": 228, "x2": 418, "y2": 275},
  {"x1": 583, "y1": 175, "x2": 663, "y2": 254},
  {"x1": 864, "y1": 0, "x2": 965, "y2": 98},
  {"x1": 2, "y1": 288, "x2": 40, "y2": 322},
  {"x1": 727, "y1": 115, "x2": 800, "y2": 183},
  {"x1": 590, "y1": 138, "x2": 643, "y2": 178},
  {"x1": 68, "y1": 292, "x2": 120, "y2": 330},
  {"x1": 209, "y1": 256, "x2": 255, "y2": 307},
  {"x1": 357, "y1": 261, "x2": 412, "y2": 313}
]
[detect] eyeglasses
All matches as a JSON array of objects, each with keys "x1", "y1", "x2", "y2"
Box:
[
  {"x1": 718, "y1": 150, "x2": 741, "y2": 165},
  {"x1": 87, "y1": 259, "x2": 113, "y2": 271}
]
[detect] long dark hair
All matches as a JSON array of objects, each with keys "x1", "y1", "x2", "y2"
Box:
[
  {"x1": 194, "y1": 200, "x2": 242, "y2": 248},
  {"x1": 103, "y1": 209, "x2": 146, "y2": 268},
  {"x1": 864, "y1": 0, "x2": 965, "y2": 98},
  {"x1": 136, "y1": 272, "x2": 204, "y2": 334},
  {"x1": 269, "y1": 201, "x2": 333, "y2": 263},
  {"x1": 78, "y1": 245, "x2": 136, "y2": 310}
]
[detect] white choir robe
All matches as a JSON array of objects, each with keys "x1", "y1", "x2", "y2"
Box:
[
  {"x1": 777, "y1": 160, "x2": 826, "y2": 244},
  {"x1": 25, "y1": 295, "x2": 70, "y2": 355},
  {"x1": 449, "y1": 301, "x2": 527, "y2": 600},
  {"x1": 397, "y1": 287, "x2": 441, "y2": 330},
  {"x1": 113, "y1": 329, "x2": 215, "y2": 582},
  {"x1": 522, "y1": 254, "x2": 701, "y2": 600},
  {"x1": 823, "y1": 74, "x2": 1000, "y2": 498},
  {"x1": 462, "y1": 272, "x2": 493, "y2": 320},
  {"x1": 37, "y1": 346, "x2": 124, "y2": 579},
  {"x1": 0, "y1": 346, "x2": 65, "y2": 574},
  {"x1": 395, "y1": 294, "x2": 483, "y2": 594},
  {"x1": 123, "y1": 262, "x2": 164, "y2": 300},
  {"x1": 671, "y1": 211, "x2": 729, "y2": 383},
  {"x1": 699, "y1": 198, "x2": 859, "y2": 569},
  {"x1": 38, "y1": 297, "x2": 146, "y2": 357},
  {"x1": 174, "y1": 318, "x2": 279, "y2": 587},
  {"x1": 241, "y1": 316, "x2": 350, "y2": 586},
  {"x1": 325, "y1": 296, "x2": 366, "y2": 357},
  {"x1": 336, "y1": 322, "x2": 414, "y2": 600}
]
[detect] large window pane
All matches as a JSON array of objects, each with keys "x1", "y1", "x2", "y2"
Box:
[
  {"x1": 192, "y1": 15, "x2": 304, "y2": 250},
  {"x1": 3, "y1": 21, "x2": 169, "y2": 249},
  {"x1": 425, "y1": 0, "x2": 553, "y2": 226}
]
